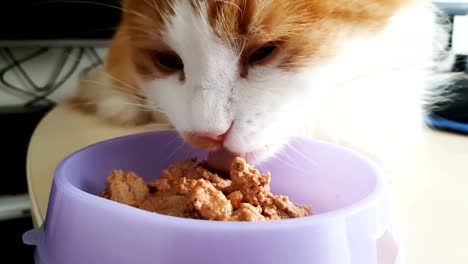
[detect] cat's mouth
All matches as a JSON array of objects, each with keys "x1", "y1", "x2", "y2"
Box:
[
  {"x1": 182, "y1": 131, "x2": 268, "y2": 174},
  {"x1": 205, "y1": 149, "x2": 248, "y2": 175},
  {"x1": 205, "y1": 147, "x2": 269, "y2": 175}
]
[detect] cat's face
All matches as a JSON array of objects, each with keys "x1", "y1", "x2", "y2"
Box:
[{"x1": 123, "y1": 0, "x2": 410, "y2": 163}]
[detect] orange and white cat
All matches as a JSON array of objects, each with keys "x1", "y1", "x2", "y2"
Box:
[{"x1": 71, "y1": 0, "x2": 453, "y2": 176}]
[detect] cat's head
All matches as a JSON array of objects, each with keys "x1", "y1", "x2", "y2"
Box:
[{"x1": 122, "y1": 0, "x2": 412, "y2": 167}]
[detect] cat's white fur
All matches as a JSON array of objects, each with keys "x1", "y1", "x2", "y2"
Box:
[{"x1": 82, "y1": 1, "x2": 451, "y2": 178}]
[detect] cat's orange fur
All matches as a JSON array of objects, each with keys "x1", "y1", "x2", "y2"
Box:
[{"x1": 71, "y1": 0, "x2": 420, "y2": 123}]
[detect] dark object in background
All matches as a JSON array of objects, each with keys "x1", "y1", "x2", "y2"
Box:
[
  {"x1": 1, "y1": 216, "x2": 35, "y2": 263},
  {"x1": 427, "y1": 77, "x2": 468, "y2": 134},
  {"x1": 452, "y1": 55, "x2": 467, "y2": 72},
  {"x1": 0, "y1": 104, "x2": 54, "y2": 195},
  {"x1": 0, "y1": 1, "x2": 119, "y2": 262},
  {"x1": 425, "y1": 9, "x2": 468, "y2": 135},
  {"x1": 432, "y1": 77, "x2": 468, "y2": 124},
  {"x1": 0, "y1": 0, "x2": 121, "y2": 45}
]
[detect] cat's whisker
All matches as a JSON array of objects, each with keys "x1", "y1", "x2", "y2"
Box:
[
  {"x1": 142, "y1": 0, "x2": 171, "y2": 23},
  {"x1": 79, "y1": 79, "x2": 146, "y2": 101},
  {"x1": 124, "y1": 26, "x2": 162, "y2": 40},
  {"x1": 79, "y1": 79, "x2": 162, "y2": 111},
  {"x1": 164, "y1": 140, "x2": 188, "y2": 165},
  {"x1": 103, "y1": 72, "x2": 140, "y2": 92},
  {"x1": 40, "y1": 0, "x2": 152, "y2": 21},
  {"x1": 110, "y1": 102, "x2": 158, "y2": 112},
  {"x1": 215, "y1": 0, "x2": 242, "y2": 13},
  {"x1": 284, "y1": 142, "x2": 319, "y2": 167},
  {"x1": 70, "y1": 99, "x2": 158, "y2": 113},
  {"x1": 251, "y1": 152, "x2": 266, "y2": 173},
  {"x1": 270, "y1": 151, "x2": 309, "y2": 174},
  {"x1": 166, "y1": 132, "x2": 182, "y2": 145}
]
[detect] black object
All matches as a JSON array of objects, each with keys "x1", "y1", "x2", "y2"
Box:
[
  {"x1": 427, "y1": 76, "x2": 468, "y2": 134},
  {"x1": 1, "y1": 216, "x2": 35, "y2": 263},
  {"x1": 0, "y1": 104, "x2": 54, "y2": 195},
  {"x1": 452, "y1": 55, "x2": 467, "y2": 72},
  {"x1": 432, "y1": 78, "x2": 468, "y2": 124},
  {"x1": 426, "y1": 10, "x2": 468, "y2": 134},
  {"x1": 0, "y1": 0, "x2": 121, "y2": 44}
]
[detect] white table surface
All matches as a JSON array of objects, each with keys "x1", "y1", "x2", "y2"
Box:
[{"x1": 27, "y1": 103, "x2": 468, "y2": 264}]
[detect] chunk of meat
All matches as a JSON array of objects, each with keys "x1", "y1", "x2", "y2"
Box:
[
  {"x1": 100, "y1": 170, "x2": 149, "y2": 207},
  {"x1": 99, "y1": 157, "x2": 312, "y2": 221}
]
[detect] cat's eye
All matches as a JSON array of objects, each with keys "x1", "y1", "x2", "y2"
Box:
[
  {"x1": 152, "y1": 51, "x2": 184, "y2": 72},
  {"x1": 248, "y1": 45, "x2": 277, "y2": 64}
]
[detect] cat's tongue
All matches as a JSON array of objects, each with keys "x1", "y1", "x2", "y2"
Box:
[{"x1": 206, "y1": 149, "x2": 247, "y2": 174}]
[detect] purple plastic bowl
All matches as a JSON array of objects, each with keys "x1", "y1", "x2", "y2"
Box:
[{"x1": 23, "y1": 131, "x2": 402, "y2": 264}]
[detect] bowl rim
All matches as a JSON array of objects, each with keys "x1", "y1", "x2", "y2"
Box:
[{"x1": 52, "y1": 130, "x2": 387, "y2": 231}]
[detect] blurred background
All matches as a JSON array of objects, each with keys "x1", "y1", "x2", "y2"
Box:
[
  {"x1": 0, "y1": 1, "x2": 466, "y2": 263},
  {"x1": 0, "y1": 1, "x2": 120, "y2": 262}
]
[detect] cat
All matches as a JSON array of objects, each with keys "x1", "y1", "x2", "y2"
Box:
[{"x1": 70, "y1": 0, "x2": 456, "y2": 178}]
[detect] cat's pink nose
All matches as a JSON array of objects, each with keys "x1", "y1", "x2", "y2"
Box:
[
  {"x1": 185, "y1": 123, "x2": 233, "y2": 150},
  {"x1": 184, "y1": 132, "x2": 226, "y2": 150},
  {"x1": 195, "y1": 133, "x2": 226, "y2": 142},
  {"x1": 184, "y1": 127, "x2": 232, "y2": 150}
]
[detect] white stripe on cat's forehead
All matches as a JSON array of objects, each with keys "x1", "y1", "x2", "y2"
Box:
[
  {"x1": 163, "y1": 1, "x2": 213, "y2": 52},
  {"x1": 164, "y1": 1, "x2": 239, "y2": 86}
]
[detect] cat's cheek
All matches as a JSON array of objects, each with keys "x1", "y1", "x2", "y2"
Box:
[{"x1": 139, "y1": 77, "x2": 192, "y2": 132}]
